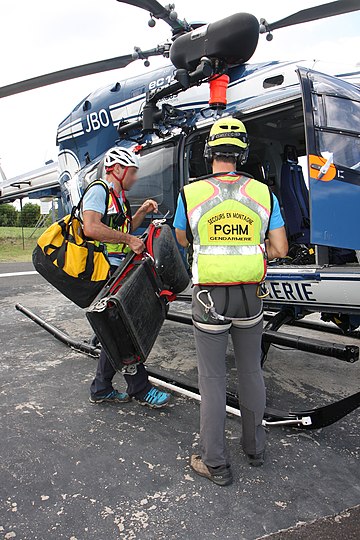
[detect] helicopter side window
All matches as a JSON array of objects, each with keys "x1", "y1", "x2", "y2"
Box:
[
  {"x1": 317, "y1": 131, "x2": 360, "y2": 172},
  {"x1": 323, "y1": 95, "x2": 360, "y2": 133},
  {"x1": 187, "y1": 135, "x2": 208, "y2": 179},
  {"x1": 126, "y1": 143, "x2": 177, "y2": 217},
  {"x1": 313, "y1": 93, "x2": 360, "y2": 171}
]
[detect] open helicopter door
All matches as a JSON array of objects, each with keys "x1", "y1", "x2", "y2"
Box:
[{"x1": 298, "y1": 67, "x2": 360, "y2": 251}]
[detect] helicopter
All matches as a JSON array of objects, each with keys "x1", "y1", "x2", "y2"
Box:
[{"x1": 1, "y1": 0, "x2": 360, "y2": 427}]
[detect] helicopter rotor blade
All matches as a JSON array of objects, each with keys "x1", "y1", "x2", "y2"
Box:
[
  {"x1": 0, "y1": 44, "x2": 169, "y2": 99},
  {"x1": 264, "y1": 0, "x2": 360, "y2": 32},
  {"x1": 116, "y1": 0, "x2": 191, "y2": 33},
  {"x1": 0, "y1": 54, "x2": 134, "y2": 98}
]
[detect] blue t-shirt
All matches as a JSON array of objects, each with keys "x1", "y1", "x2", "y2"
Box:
[
  {"x1": 173, "y1": 191, "x2": 284, "y2": 231},
  {"x1": 82, "y1": 179, "x2": 111, "y2": 215},
  {"x1": 82, "y1": 180, "x2": 126, "y2": 267}
]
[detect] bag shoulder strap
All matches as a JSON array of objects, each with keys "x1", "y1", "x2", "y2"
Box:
[{"x1": 76, "y1": 179, "x2": 110, "y2": 218}]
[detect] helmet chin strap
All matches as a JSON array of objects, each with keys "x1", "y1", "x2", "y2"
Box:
[
  {"x1": 111, "y1": 166, "x2": 128, "y2": 190},
  {"x1": 106, "y1": 166, "x2": 129, "y2": 201}
]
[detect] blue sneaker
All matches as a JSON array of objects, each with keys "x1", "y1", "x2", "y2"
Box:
[
  {"x1": 89, "y1": 389, "x2": 131, "y2": 404},
  {"x1": 135, "y1": 387, "x2": 170, "y2": 408}
]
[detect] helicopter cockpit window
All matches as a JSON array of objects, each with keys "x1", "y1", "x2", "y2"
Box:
[
  {"x1": 313, "y1": 94, "x2": 360, "y2": 171},
  {"x1": 126, "y1": 143, "x2": 176, "y2": 217}
]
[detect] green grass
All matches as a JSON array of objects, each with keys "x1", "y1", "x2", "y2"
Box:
[{"x1": 0, "y1": 227, "x2": 47, "y2": 262}]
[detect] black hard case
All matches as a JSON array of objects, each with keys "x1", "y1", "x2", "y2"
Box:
[{"x1": 86, "y1": 223, "x2": 189, "y2": 371}]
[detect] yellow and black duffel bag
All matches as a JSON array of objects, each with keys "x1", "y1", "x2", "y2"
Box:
[{"x1": 32, "y1": 181, "x2": 111, "y2": 308}]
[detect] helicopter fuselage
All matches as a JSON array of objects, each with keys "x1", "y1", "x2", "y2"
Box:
[
  {"x1": 2, "y1": 58, "x2": 360, "y2": 320},
  {"x1": 54, "y1": 58, "x2": 360, "y2": 320}
]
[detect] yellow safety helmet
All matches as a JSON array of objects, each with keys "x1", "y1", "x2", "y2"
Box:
[{"x1": 204, "y1": 116, "x2": 249, "y2": 165}]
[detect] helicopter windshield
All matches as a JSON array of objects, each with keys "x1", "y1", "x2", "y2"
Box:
[{"x1": 126, "y1": 142, "x2": 177, "y2": 218}]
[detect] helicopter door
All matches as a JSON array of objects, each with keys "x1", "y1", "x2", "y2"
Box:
[{"x1": 298, "y1": 67, "x2": 360, "y2": 250}]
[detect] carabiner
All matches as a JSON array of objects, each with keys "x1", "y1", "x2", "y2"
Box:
[
  {"x1": 196, "y1": 289, "x2": 214, "y2": 314},
  {"x1": 257, "y1": 282, "x2": 269, "y2": 299}
]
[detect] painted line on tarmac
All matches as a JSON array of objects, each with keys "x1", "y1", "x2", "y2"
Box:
[{"x1": 0, "y1": 271, "x2": 38, "y2": 278}]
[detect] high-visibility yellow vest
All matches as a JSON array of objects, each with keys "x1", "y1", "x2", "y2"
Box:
[
  {"x1": 101, "y1": 187, "x2": 132, "y2": 255},
  {"x1": 183, "y1": 173, "x2": 272, "y2": 285}
]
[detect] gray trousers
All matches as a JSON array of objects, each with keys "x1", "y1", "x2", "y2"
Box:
[{"x1": 192, "y1": 284, "x2": 266, "y2": 467}]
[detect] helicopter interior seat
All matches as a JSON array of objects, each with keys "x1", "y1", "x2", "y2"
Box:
[
  {"x1": 239, "y1": 162, "x2": 266, "y2": 183},
  {"x1": 280, "y1": 144, "x2": 310, "y2": 245}
]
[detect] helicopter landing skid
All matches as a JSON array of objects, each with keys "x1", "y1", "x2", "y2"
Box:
[
  {"x1": 15, "y1": 303, "x2": 360, "y2": 430},
  {"x1": 263, "y1": 391, "x2": 360, "y2": 429}
]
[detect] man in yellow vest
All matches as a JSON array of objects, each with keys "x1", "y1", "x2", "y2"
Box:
[
  {"x1": 83, "y1": 146, "x2": 170, "y2": 408},
  {"x1": 174, "y1": 117, "x2": 288, "y2": 485}
]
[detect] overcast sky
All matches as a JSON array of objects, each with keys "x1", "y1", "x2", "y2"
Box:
[{"x1": 1, "y1": 0, "x2": 360, "y2": 179}]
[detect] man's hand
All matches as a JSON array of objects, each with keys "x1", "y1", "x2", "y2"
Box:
[
  {"x1": 132, "y1": 199, "x2": 159, "y2": 231},
  {"x1": 140, "y1": 199, "x2": 158, "y2": 214},
  {"x1": 127, "y1": 235, "x2": 145, "y2": 254}
]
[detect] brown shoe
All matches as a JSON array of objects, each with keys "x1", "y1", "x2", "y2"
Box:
[{"x1": 190, "y1": 455, "x2": 233, "y2": 486}]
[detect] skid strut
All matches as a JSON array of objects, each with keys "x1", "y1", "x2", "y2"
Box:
[{"x1": 167, "y1": 310, "x2": 359, "y2": 363}]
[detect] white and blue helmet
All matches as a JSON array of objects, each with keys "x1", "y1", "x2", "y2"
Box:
[{"x1": 104, "y1": 147, "x2": 139, "y2": 169}]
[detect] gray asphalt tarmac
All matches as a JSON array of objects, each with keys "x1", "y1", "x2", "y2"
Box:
[{"x1": 0, "y1": 262, "x2": 359, "y2": 539}]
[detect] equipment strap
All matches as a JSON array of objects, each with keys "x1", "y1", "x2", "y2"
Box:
[
  {"x1": 77, "y1": 179, "x2": 110, "y2": 219},
  {"x1": 160, "y1": 290, "x2": 177, "y2": 303},
  {"x1": 196, "y1": 289, "x2": 249, "y2": 322}
]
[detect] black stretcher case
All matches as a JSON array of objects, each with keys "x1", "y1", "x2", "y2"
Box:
[{"x1": 86, "y1": 223, "x2": 189, "y2": 371}]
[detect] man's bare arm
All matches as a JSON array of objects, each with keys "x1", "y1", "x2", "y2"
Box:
[
  {"x1": 132, "y1": 199, "x2": 158, "y2": 231},
  {"x1": 83, "y1": 210, "x2": 144, "y2": 254},
  {"x1": 175, "y1": 228, "x2": 189, "y2": 248},
  {"x1": 265, "y1": 226, "x2": 288, "y2": 260}
]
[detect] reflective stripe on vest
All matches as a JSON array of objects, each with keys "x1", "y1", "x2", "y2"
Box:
[{"x1": 183, "y1": 174, "x2": 271, "y2": 285}]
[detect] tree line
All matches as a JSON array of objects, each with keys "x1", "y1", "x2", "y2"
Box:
[{"x1": 0, "y1": 203, "x2": 41, "y2": 227}]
